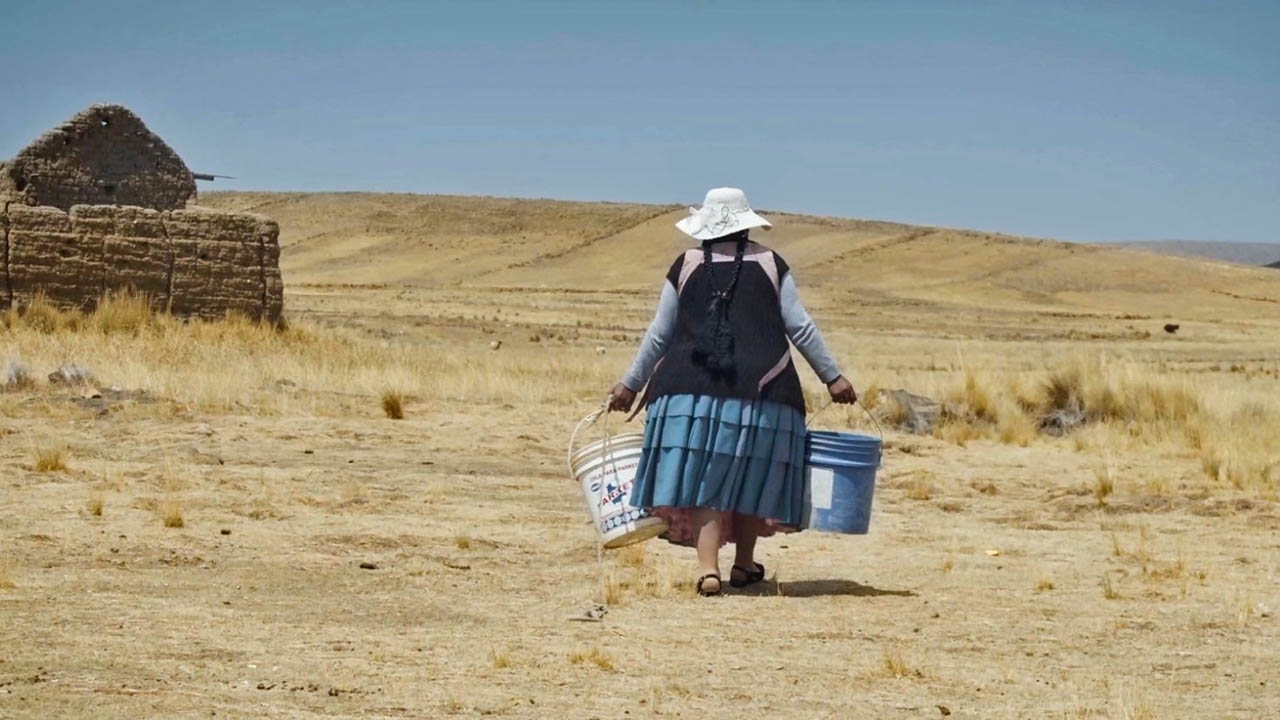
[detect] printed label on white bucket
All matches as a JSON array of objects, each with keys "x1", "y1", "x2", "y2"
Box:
[{"x1": 809, "y1": 468, "x2": 834, "y2": 510}]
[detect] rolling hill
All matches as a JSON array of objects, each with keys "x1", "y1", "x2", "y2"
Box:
[
  {"x1": 197, "y1": 191, "x2": 1280, "y2": 321},
  {"x1": 1118, "y1": 240, "x2": 1280, "y2": 267}
]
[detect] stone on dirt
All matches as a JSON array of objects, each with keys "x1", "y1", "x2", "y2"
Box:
[
  {"x1": 48, "y1": 364, "x2": 93, "y2": 385},
  {"x1": 876, "y1": 389, "x2": 942, "y2": 434}
]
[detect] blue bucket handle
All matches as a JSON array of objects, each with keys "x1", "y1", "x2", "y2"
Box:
[{"x1": 807, "y1": 398, "x2": 884, "y2": 441}]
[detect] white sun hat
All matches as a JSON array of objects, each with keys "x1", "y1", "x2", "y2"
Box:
[{"x1": 675, "y1": 187, "x2": 772, "y2": 241}]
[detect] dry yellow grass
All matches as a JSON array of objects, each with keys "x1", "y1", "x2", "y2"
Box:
[
  {"x1": 160, "y1": 497, "x2": 184, "y2": 528},
  {"x1": 3, "y1": 192, "x2": 1279, "y2": 718},
  {"x1": 1102, "y1": 574, "x2": 1122, "y2": 600},
  {"x1": 87, "y1": 488, "x2": 105, "y2": 517},
  {"x1": 1093, "y1": 462, "x2": 1116, "y2": 506},
  {"x1": 905, "y1": 473, "x2": 935, "y2": 501},
  {"x1": 568, "y1": 647, "x2": 616, "y2": 671},
  {"x1": 31, "y1": 439, "x2": 69, "y2": 472},
  {"x1": 489, "y1": 648, "x2": 514, "y2": 669},
  {"x1": 0, "y1": 556, "x2": 16, "y2": 589},
  {"x1": 880, "y1": 648, "x2": 926, "y2": 680},
  {"x1": 381, "y1": 389, "x2": 405, "y2": 419}
]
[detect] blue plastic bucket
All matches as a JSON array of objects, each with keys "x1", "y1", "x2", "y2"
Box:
[{"x1": 802, "y1": 431, "x2": 881, "y2": 534}]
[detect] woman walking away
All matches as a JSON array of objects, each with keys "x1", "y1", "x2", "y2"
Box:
[{"x1": 608, "y1": 187, "x2": 856, "y2": 596}]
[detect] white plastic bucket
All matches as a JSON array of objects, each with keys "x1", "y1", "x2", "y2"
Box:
[{"x1": 569, "y1": 410, "x2": 668, "y2": 549}]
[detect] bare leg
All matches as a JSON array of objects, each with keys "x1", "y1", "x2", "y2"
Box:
[
  {"x1": 692, "y1": 507, "x2": 723, "y2": 593},
  {"x1": 731, "y1": 513, "x2": 763, "y2": 581}
]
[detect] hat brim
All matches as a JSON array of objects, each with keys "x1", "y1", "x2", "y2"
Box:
[{"x1": 675, "y1": 208, "x2": 772, "y2": 241}]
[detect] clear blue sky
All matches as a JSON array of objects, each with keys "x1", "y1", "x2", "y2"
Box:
[{"x1": 2, "y1": 1, "x2": 1277, "y2": 244}]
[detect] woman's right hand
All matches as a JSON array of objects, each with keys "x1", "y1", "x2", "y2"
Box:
[
  {"x1": 827, "y1": 376, "x2": 857, "y2": 405},
  {"x1": 608, "y1": 383, "x2": 637, "y2": 413}
]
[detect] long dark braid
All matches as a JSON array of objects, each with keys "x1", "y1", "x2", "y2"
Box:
[{"x1": 691, "y1": 230, "x2": 750, "y2": 378}]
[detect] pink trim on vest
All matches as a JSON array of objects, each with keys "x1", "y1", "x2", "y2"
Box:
[
  {"x1": 676, "y1": 242, "x2": 780, "y2": 297},
  {"x1": 758, "y1": 350, "x2": 793, "y2": 392},
  {"x1": 754, "y1": 249, "x2": 780, "y2": 296},
  {"x1": 677, "y1": 249, "x2": 702, "y2": 295}
]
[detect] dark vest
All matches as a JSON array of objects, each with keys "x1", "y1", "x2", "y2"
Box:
[{"x1": 644, "y1": 241, "x2": 806, "y2": 413}]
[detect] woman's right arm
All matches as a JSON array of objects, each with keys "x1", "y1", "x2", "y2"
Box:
[{"x1": 609, "y1": 281, "x2": 679, "y2": 411}]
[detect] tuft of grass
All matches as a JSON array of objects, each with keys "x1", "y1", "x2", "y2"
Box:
[
  {"x1": 1226, "y1": 588, "x2": 1257, "y2": 628},
  {"x1": 1037, "y1": 355, "x2": 1202, "y2": 430},
  {"x1": 616, "y1": 543, "x2": 648, "y2": 569},
  {"x1": 940, "y1": 552, "x2": 954, "y2": 573},
  {"x1": 1035, "y1": 575, "x2": 1056, "y2": 592},
  {"x1": 997, "y1": 407, "x2": 1036, "y2": 446},
  {"x1": 1109, "y1": 530, "x2": 1125, "y2": 557},
  {"x1": 453, "y1": 534, "x2": 472, "y2": 551},
  {"x1": 601, "y1": 570, "x2": 625, "y2": 606},
  {"x1": 161, "y1": 498, "x2": 185, "y2": 528},
  {"x1": 569, "y1": 647, "x2": 615, "y2": 671},
  {"x1": 6, "y1": 293, "x2": 72, "y2": 333},
  {"x1": 32, "y1": 440, "x2": 70, "y2": 472},
  {"x1": 1200, "y1": 446, "x2": 1278, "y2": 494},
  {"x1": 970, "y1": 479, "x2": 998, "y2": 495},
  {"x1": 935, "y1": 419, "x2": 981, "y2": 447},
  {"x1": 381, "y1": 389, "x2": 405, "y2": 419},
  {"x1": 1119, "y1": 698, "x2": 1158, "y2": 720},
  {"x1": 880, "y1": 648, "x2": 925, "y2": 679},
  {"x1": 0, "y1": 556, "x2": 15, "y2": 589},
  {"x1": 489, "y1": 648, "x2": 514, "y2": 669},
  {"x1": 905, "y1": 472, "x2": 935, "y2": 501},
  {"x1": 90, "y1": 289, "x2": 160, "y2": 335},
  {"x1": 87, "y1": 489, "x2": 105, "y2": 517},
  {"x1": 1093, "y1": 462, "x2": 1116, "y2": 506},
  {"x1": 1102, "y1": 573, "x2": 1121, "y2": 600}
]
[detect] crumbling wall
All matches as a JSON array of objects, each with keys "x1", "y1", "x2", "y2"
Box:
[
  {"x1": 1, "y1": 204, "x2": 283, "y2": 323},
  {"x1": 0, "y1": 104, "x2": 196, "y2": 212}
]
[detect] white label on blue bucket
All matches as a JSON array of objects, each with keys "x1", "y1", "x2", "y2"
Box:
[{"x1": 809, "y1": 468, "x2": 834, "y2": 510}]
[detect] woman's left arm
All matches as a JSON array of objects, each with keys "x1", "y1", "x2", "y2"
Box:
[{"x1": 780, "y1": 273, "x2": 856, "y2": 403}]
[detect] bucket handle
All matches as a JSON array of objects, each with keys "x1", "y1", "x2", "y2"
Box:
[
  {"x1": 568, "y1": 399, "x2": 612, "y2": 478},
  {"x1": 807, "y1": 397, "x2": 884, "y2": 440}
]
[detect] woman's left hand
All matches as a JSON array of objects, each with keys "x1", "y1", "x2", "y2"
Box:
[{"x1": 827, "y1": 376, "x2": 857, "y2": 405}]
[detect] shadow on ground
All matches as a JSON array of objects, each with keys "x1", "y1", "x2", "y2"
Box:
[{"x1": 756, "y1": 579, "x2": 917, "y2": 598}]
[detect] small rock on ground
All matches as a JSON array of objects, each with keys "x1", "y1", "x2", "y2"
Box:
[{"x1": 48, "y1": 364, "x2": 93, "y2": 385}]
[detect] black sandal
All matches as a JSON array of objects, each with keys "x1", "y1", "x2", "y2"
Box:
[
  {"x1": 729, "y1": 562, "x2": 766, "y2": 588},
  {"x1": 696, "y1": 573, "x2": 722, "y2": 597}
]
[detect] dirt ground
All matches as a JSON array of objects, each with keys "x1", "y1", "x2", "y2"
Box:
[{"x1": 3, "y1": 195, "x2": 1279, "y2": 718}]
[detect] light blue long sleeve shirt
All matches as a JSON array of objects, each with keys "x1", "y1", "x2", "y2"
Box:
[{"x1": 620, "y1": 273, "x2": 843, "y2": 391}]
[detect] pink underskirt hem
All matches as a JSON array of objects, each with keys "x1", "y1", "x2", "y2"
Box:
[{"x1": 651, "y1": 506, "x2": 799, "y2": 548}]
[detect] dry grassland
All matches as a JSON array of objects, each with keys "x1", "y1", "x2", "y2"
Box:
[{"x1": 2, "y1": 192, "x2": 1278, "y2": 719}]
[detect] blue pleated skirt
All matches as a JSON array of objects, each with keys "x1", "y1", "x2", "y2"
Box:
[{"x1": 629, "y1": 393, "x2": 807, "y2": 546}]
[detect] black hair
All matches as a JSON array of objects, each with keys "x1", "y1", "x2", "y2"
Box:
[{"x1": 690, "y1": 230, "x2": 750, "y2": 378}]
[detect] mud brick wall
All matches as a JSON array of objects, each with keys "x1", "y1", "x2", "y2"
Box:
[
  {"x1": 0, "y1": 203, "x2": 283, "y2": 323},
  {"x1": 0, "y1": 105, "x2": 196, "y2": 212}
]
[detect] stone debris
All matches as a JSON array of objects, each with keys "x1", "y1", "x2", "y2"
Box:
[
  {"x1": 566, "y1": 604, "x2": 609, "y2": 623},
  {"x1": 4, "y1": 358, "x2": 30, "y2": 388},
  {"x1": 1040, "y1": 407, "x2": 1087, "y2": 436},
  {"x1": 876, "y1": 389, "x2": 942, "y2": 434},
  {"x1": 0, "y1": 104, "x2": 284, "y2": 323},
  {"x1": 48, "y1": 364, "x2": 93, "y2": 385}
]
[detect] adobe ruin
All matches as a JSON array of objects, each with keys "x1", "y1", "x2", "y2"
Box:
[{"x1": 0, "y1": 104, "x2": 283, "y2": 323}]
